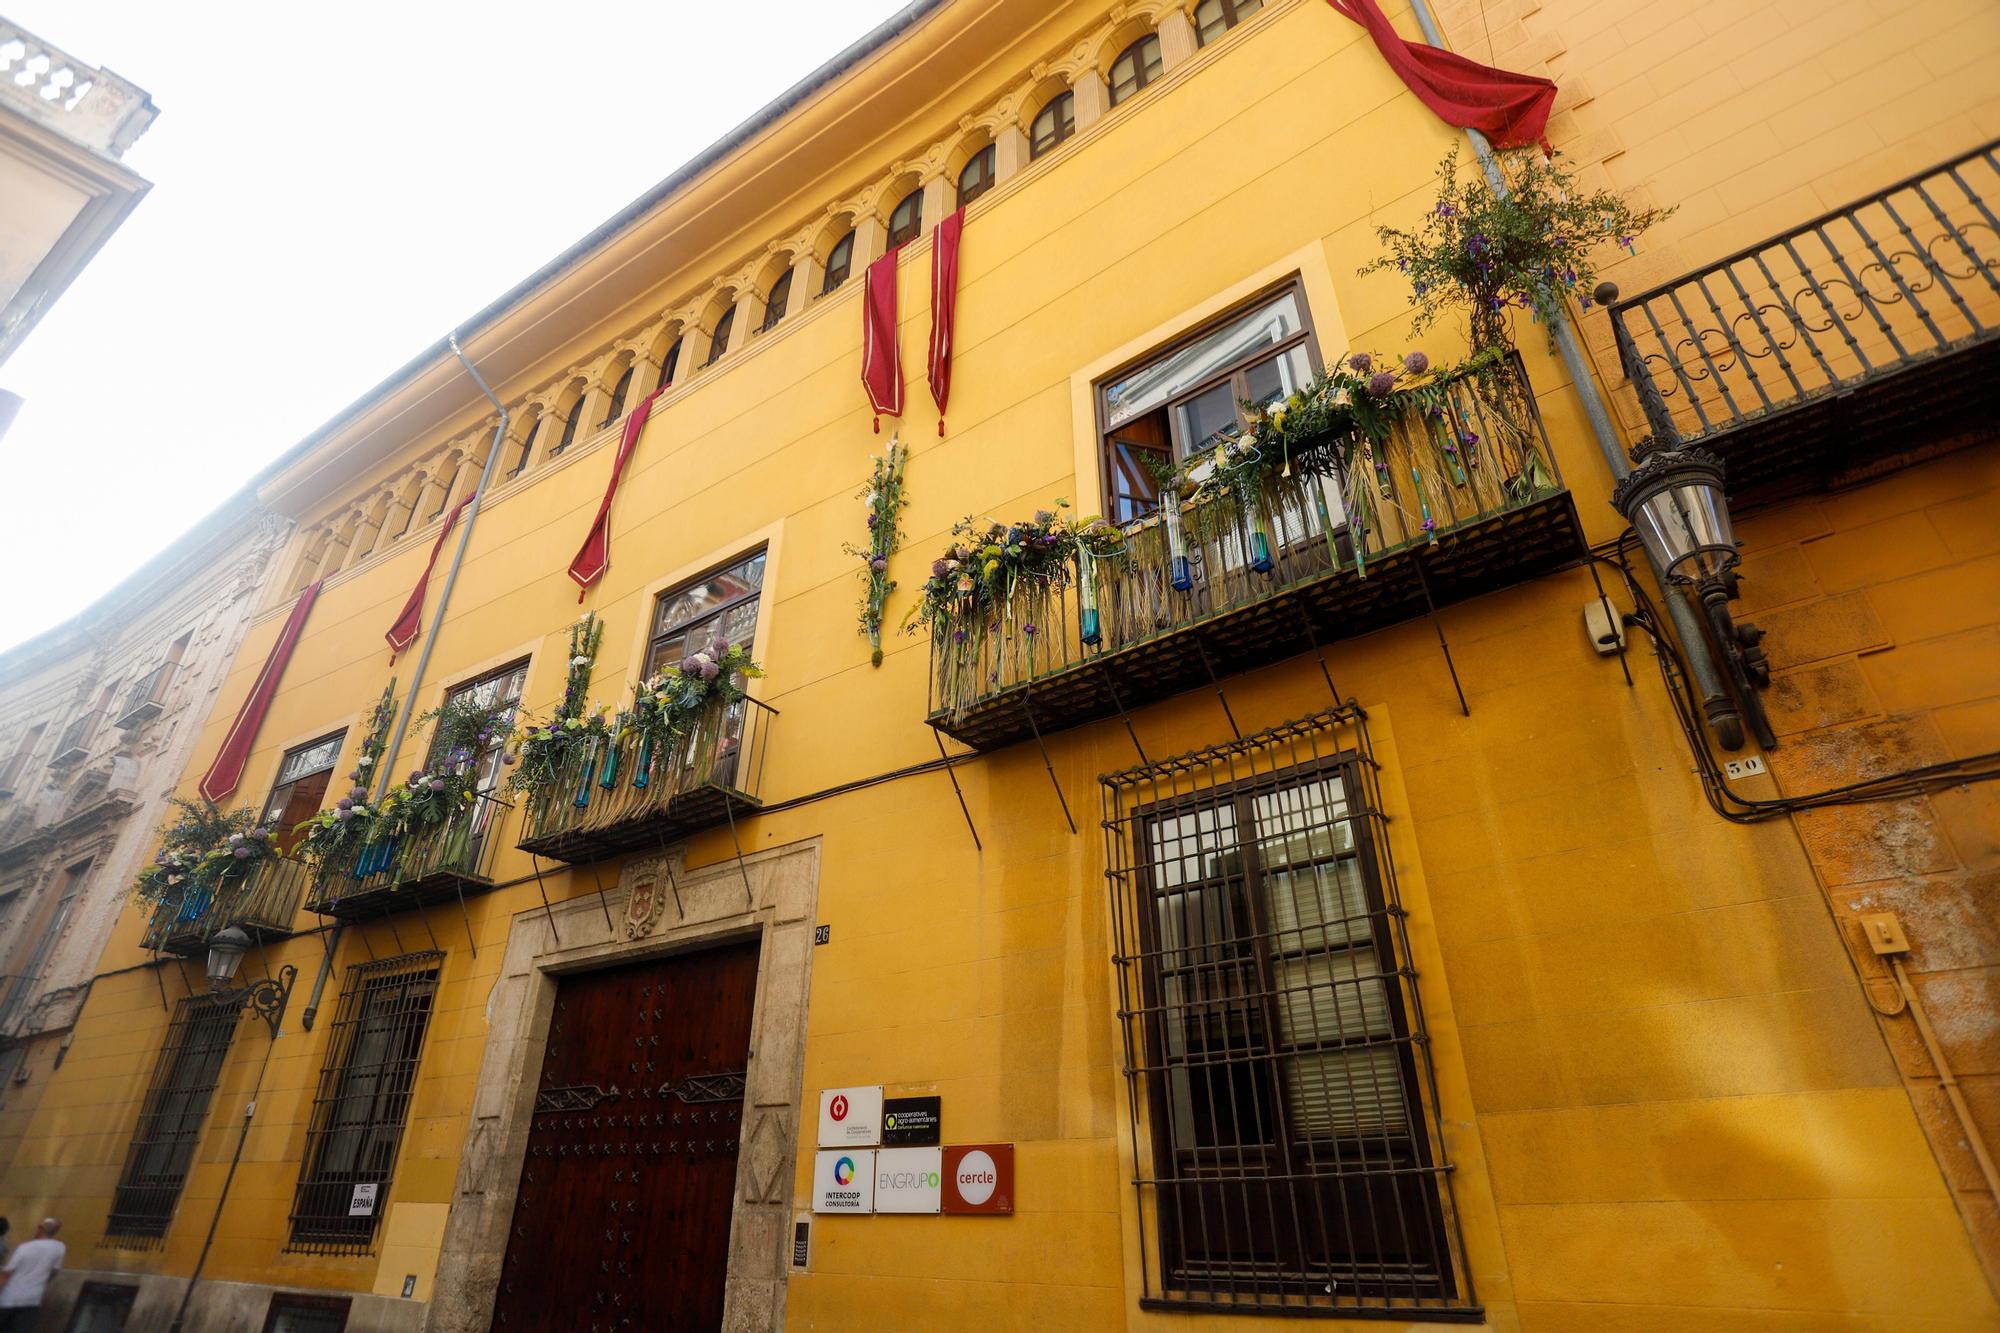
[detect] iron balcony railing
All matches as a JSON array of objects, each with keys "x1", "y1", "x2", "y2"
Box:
[
  {"x1": 50, "y1": 709, "x2": 102, "y2": 766},
  {"x1": 303, "y1": 794, "x2": 508, "y2": 918},
  {"x1": 516, "y1": 694, "x2": 775, "y2": 864},
  {"x1": 115, "y1": 662, "x2": 177, "y2": 729},
  {"x1": 140, "y1": 857, "x2": 309, "y2": 955},
  {"x1": 1610, "y1": 139, "x2": 2000, "y2": 490},
  {"x1": 928, "y1": 351, "x2": 1565, "y2": 732}
]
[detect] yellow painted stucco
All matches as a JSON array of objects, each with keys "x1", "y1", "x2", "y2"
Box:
[{"x1": 5, "y1": 0, "x2": 1998, "y2": 1329}]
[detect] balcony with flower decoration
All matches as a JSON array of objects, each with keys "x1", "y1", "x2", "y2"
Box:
[
  {"x1": 1607, "y1": 138, "x2": 2000, "y2": 506},
  {"x1": 300, "y1": 792, "x2": 508, "y2": 922},
  {"x1": 133, "y1": 800, "x2": 308, "y2": 957},
  {"x1": 918, "y1": 349, "x2": 1581, "y2": 752},
  {"x1": 512, "y1": 638, "x2": 775, "y2": 866}
]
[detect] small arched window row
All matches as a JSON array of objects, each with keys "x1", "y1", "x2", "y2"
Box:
[
  {"x1": 1031, "y1": 91, "x2": 1076, "y2": 159},
  {"x1": 1109, "y1": 33, "x2": 1163, "y2": 106},
  {"x1": 887, "y1": 188, "x2": 924, "y2": 249},
  {"x1": 662, "y1": 336, "x2": 683, "y2": 386},
  {"x1": 550, "y1": 394, "x2": 588, "y2": 457},
  {"x1": 760, "y1": 268, "x2": 793, "y2": 333},
  {"x1": 705, "y1": 304, "x2": 737, "y2": 367},
  {"x1": 821, "y1": 231, "x2": 855, "y2": 295},
  {"x1": 1194, "y1": 0, "x2": 1263, "y2": 44},
  {"x1": 602, "y1": 364, "x2": 633, "y2": 426},
  {"x1": 957, "y1": 145, "x2": 996, "y2": 209}
]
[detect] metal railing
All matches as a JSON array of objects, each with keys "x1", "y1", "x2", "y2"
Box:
[
  {"x1": 929, "y1": 352, "x2": 1562, "y2": 721},
  {"x1": 1610, "y1": 139, "x2": 2000, "y2": 447},
  {"x1": 303, "y1": 795, "x2": 508, "y2": 915},
  {"x1": 140, "y1": 857, "x2": 309, "y2": 953},
  {"x1": 115, "y1": 662, "x2": 177, "y2": 728},
  {"x1": 517, "y1": 694, "x2": 776, "y2": 856},
  {"x1": 50, "y1": 709, "x2": 103, "y2": 765}
]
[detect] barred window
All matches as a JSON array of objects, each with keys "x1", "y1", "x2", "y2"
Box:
[
  {"x1": 106, "y1": 995, "x2": 240, "y2": 1241},
  {"x1": 287, "y1": 953, "x2": 442, "y2": 1253},
  {"x1": 262, "y1": 1292, "x2": 352, "y2": 1332},
  {"x1": 1104, "y1": 710, "x2": 1475, "y2": 1317},
  {"x1": 67, "y1": 1281, "x2": 139, "y2": 1330}
]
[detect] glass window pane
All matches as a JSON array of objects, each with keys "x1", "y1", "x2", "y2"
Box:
[
  {"x1": 1174, "y1": 382, "x2": 1241, "y2": 456},
  {"x1": 1266, "y1": 859, "x2": 1369, "y2": 952},
  {"x1": 653, "y1": 554, "x2": 766, "y2": 636},
  {"x1": 1273, "y1": 950, "x2": 1392, "y2": 1045},
  {"x1": 1282, "y1": 1046, "x2": 1407, "y2": 1139},
  {"x1": 278, "y1": 734, "x2": 344, "y2": 786},
  {"x1": 822, "y1": 233, "x2": 854, "y2": 292},
  {"x1": 1243, "y1": 345, "x2": 1314, "y2": 412},
  {"x1": 1106, "y1": 291, "x2": 1306, "y2": 430},
  {"x1": 1031, "y1": 93, "x2": 1075, "y2": 158}
]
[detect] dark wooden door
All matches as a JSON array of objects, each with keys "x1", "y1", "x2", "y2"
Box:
[{"x1": 491, "y1": 939, "x2": 761, "y2": 1333}]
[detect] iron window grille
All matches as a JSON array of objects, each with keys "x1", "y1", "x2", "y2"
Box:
[
  {"x1": 262, "y1": 1292, "x2": 353, "y2": 1332},
  {"x1": 287, "y1": 952, "x2": 443, "y2": 1253},
  {"x1": 65, "y1": 1281, "x2": 139, "y2": 1331},
  {"x1": 1102, "y1": 706, "x2": 1478, "y2": 1319},
  {"x1": 105, "y1": 994, "x2": 241, "y2": 1242}
]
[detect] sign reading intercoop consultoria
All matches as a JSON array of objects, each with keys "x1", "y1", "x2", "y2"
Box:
[{"x1": 812, "y1": 1149, "x2": 876, "y2": 1213}]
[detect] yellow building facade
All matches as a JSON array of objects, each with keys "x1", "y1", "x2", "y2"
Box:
[{"x1": 4, "y1": 0, "x2": 1997, "y2": 1329}]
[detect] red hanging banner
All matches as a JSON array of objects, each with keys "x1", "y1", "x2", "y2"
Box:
[
  {"x1": 385, "y1": 492, "x2": 474, "y2": 661},
  {"x1": 568, "y1": 385, "x2": 665, "y2": 600},
  {"x1": 198, "y1": 580, "x2": 322, "y2": 804},
  {"x1": 861, "y1": 249, "x2": 904, "y2": 432},
  {"x1": 928, "y1": 208, "x2": 963, "y2": 437},
  {"x1": 1325, "y1": 0, "x2": 1556, "y2": 152}
]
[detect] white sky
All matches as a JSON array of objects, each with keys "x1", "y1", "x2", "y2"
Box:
[{"x1": 0, "y1": 0, "x2": 909, "y2": 650}]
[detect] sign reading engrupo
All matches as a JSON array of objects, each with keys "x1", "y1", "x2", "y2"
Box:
[
  {"x1": 874, "y1": 1146, "x2": 943, "y2": 1213},
  {"x1": 942, "y1": 1143, "x2": 1014, "y2": 1215},
  {"x1": 817, "y1": 1085, "x2": 883, "y2": 1147},
  {"x1": 812, "y1": 1149, "x2": 876, "y2": 1213}
]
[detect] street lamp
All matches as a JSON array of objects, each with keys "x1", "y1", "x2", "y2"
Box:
[
  {"x1": 1611, "y1": 442, "x2": 1776, "y2": 750},
  {"x1": 205, "y1": 926, "x2": 296, "y2": 1038}
]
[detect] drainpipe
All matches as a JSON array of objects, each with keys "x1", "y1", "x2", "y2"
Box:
[
  {"x1": 1400, "y1": 0, "x2": 1743, "y2": 747},
  {"x1": 305, "y1": 336, "x2": 511, "y2": 1028}
]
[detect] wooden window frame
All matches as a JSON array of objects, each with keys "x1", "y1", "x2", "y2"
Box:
[
  {"x1": 1093, "y1": 276, "x2": 1323, "y2": 525},
  {"x1": 820, "y1": 231, "x2": 855, "y2": 295},
  {"x1": 1109, "y1": 33, "x2": 1164, "y2": 106},
  {"x1": 1030, "y1": 91, "x2": 1076, "y2": 159},
  {"x1": 643, "y1": 549, "x2": 767, "y2": 682},
  {"x1": 760, "y1": 268, "x2": 793, "y2": 332},
  {"x1": 1195, "y1": 0, "x2": 1264, "y2": 45},
  {"x1": 602, "y1": 365, "x2": 633, "y2": 426},
  {"x1": 887, "y1": 189, "x2": 924, "y2": 248},
  {"x1": 957, "y1": 146, "x2": 996, "y2": 209},
  {"x1": 704, "y1": 304, "x2": 737, "y2": 367}
]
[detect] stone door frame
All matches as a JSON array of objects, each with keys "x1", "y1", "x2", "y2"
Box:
[{"x1": 427, "y1": 837, "x2": 819, "y2": 1333}]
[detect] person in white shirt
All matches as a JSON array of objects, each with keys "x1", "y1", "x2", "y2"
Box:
[{"x1": 0, "y1": 1218, "x2": 63, "y2": 1330}]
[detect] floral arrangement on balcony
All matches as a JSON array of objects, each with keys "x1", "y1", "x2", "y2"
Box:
[
  {"x1": 508, "y1": 614, "x2": 607, "y2": 795},
  {"x1": 630, "y1": 638, "x2": 764, "y2": 755},
  {"x1": 132, "y1": 797, "x2": 275, "y2": 906},
  {"x1": 841, "y1": 437, "x2": 908, "y2": 667},
  {"x1": 294, "y1": 685, "x2": 397, "y2": 876},
  {"x1": 1360, "y1": 146, "x2": 1672, "y2": 352},
  {"x1": 386, "y1": 693, "x2": 515, "y2": 837}
]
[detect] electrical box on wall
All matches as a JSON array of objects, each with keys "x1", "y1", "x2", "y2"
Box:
[{"x1": 1583, "y1": 599, "x2": 1626, "y2": 654}]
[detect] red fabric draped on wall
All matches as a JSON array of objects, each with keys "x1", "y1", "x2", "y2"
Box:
[
  {"x1": 1325, "y1": 0, "x2": 1556, "y2": 151},
  {"x1": 861, "y1": 249, "x2": 904, "y2": 431},
  {"x1": 199, "y1": 580, "x2": 322, "y2": 804},
  {"x1": 569, "y1": 386, "x2": 666, "y2": 601},
  {"x1": 385, "y1": 493, "x2": 474, "y2": 661},
  {"x1": 928, "y1": 208, "x2": 964, "y2": 436}
]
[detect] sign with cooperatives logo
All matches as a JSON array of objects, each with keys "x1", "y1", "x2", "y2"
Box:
[
  {"x1": 817, "y1": 1085, "x2": 883, "y2": 1147},
  {"x1": 812, "y1": 1149, "x2": 876, "y2": 1213},
  {"x1": 942, "y1": 1144, "x2": 1014, "y2": 1215},
  {"x1": 881, "y1": 1095, "x2": 941, "y2": 1146},
  {"x1": 874, "y1": 1146, "x2": 942, "y2": 1213}
]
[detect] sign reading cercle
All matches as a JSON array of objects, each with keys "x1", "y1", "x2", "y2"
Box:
[{"x1": 942, "y1": 1143, "x2": 1014, "y2": 1215}]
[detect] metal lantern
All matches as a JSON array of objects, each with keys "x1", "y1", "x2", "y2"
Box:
[
  {"x1": 206, "y1": 925, "x2": 250, "y2": 988},
  {"x1": 1609, "y1": 445, "x2": 1737, "y2": 583}
]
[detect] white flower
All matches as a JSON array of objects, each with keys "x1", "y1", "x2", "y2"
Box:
[
  {"x1": 570, "y1": 655, "x2": 591, "y2": 667},
  {"x1": 357, "y1": 755, "x2": 374, "y2": 767}
]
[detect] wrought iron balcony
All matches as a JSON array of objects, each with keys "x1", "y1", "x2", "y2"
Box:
[
  {"x1": 516, "y1": 695, "x2": 775, "y2": 865},
  {"x1": 114, "y1": 662, "x2": 177, "y2": 730},
  {"x1": 1609, "y1": 139, "x2": 2000, "y2": 505},
  {"x1": 141, "y1": 858, "x2": 309, "y2": 957},
  {"x1": 303, "y1": 796, "x2": 508, "y2": 921},
  {"x1": 48, "y1": 710, "x2": 101, "y2": 766},
  {"x1": 927, "y1": 352, "x2": 1581, "y2": 751}
]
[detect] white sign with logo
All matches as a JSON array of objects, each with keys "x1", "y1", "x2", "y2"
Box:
[
  {"x1": 349, "y1": 1182, "x2": 379, "y2": 1217},
  {"x1": 873, "y1": 1146, "x2": 942, "y2": 1214},
  {"x1": 812, "y1": 1148, "x2": 876, "y2": 1213},
  {"x1": 817, "y1": 1085, "x2": 883, "y2": 1147}
]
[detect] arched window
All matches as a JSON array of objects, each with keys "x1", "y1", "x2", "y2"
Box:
[
  {"x1": 602, "y1": 365, "x2": 632, "y2": 425},
  {"x1": 510, "y1": 418, "x2": 539, "y2": 476},
  {"x1": 760, "y1": 268, "x2": 793, "y2": 332},
  {"x1": 1109, "y1": 34, "x2": 1163, "y2": 105},
  {"x1": 887, "y1": 188, "x2": 923, "y2": 248},
  {"x1": 956, "y1": 146, "x2": 996, "y2": 208},
  {"x1": 821, "y1": 231, "x2": 855, "y2": 294},
  {"x1": 705, "y1": 304, "x2": 736, "y2": 366},
  {"x1": 661, "y1": 336, "x2": 683, "y2": 386},
  {"x1": 1195, "y1": 0, "x2": 1263, "y2": 43},
  {"x1": 1031, "y1": 92, "x2": 1076, "y2": 159},
  {"x1": 552, "y1": 395, "x2": 587, "y2": 456}
]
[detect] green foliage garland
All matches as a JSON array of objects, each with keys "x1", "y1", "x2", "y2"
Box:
[
  {"x1": 1360, "y1": 146, "x2": 1673, "y2": 352},
  {"x1": 842, "y1": 437, "x2": 908, "y2": 667},
  {"x1": 133, "y1": 797, "x2": 276, "y2": 905},
  {"x1": 507, "y1": 614, "x2": 608, "y2": 795},
  {"x1": 293, "y1": 684, "x2": 398, "y2": 875}
]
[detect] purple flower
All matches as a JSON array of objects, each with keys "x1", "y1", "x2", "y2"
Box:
[
  {"x1": 409, "y1": 771, "x2": 425, "y2": 786},
  {"x1": 870, "y1": 556, "x2": 888, "y2": 572},
  {"x1": 699, "y1": 662, "x2": 720, "y2": 681},
  {"x1": 708, "y1": 635, "x2": 730, "y2": 657},
  {"x1": 866, "y1": 514, "x2": 878, "y2": 527},
  {"x1": 953, "y1": 629, "x2": 967, "y2": 643},
  {"x1": 502, "y1": 752, "x2": 518, "y2": 765},
  {"x1": 1421, "y1": 516, "x2": 1437, "y2": 533},
  {"x1": 250, "y1": 827, "x2": 269, "y2": 840},
  {"x1": 428, "y1": 777, "x2": 446, "y2": 791},
  {"x1": 337, "y1": 797, "x2": 353, "y2": 810},
  {"x1": 1404, "y1": 352, "x2": 1429, "y2": 374},
  {"x1": 232, "y1": 846, "x2": 252, "y2": 859},
  {"x1": 350, "y1": 786, "x2": 368, "y2": 801},
  {"x1": 1024, "y1": 623, "x2": 1037, "y2": 636},
  {"x1": 335, "y1": 808, "x2": 354, "y2": 823},
  {"x1": 1461, "y1": 430, "x2": 1479, "y2": 448},
  {"x1": 1435, "y1": 201, "x2": 1456, "y2": 218},
  {"x1": 1367, "y1": 371, "x2": 1396, "y2": 396},
  {"x1": 931, "y1": 559, "x2": 947, "y2": 578},
  {"x1": 1348, "y1": 352, "x2": 1373, "y2": 373},
  {"x1": 347, "y1": 769, "x2": 362, "y2": 782},
  {"x1": 1467, "y1": 233, "x2": 1489, "y2": 257},
  {"x1": 1034, "y1": 510, "x2": 1054, "y2": 525}
]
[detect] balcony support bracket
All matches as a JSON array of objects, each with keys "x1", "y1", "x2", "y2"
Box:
[
  {"x1": 452, "y1": 880, "x2": 479, "y2": 959},
  {"x1": 587, "y1": 862, "x2": 617, "y2": 933},
  {"x1": 931, "y1": 728, "x2": 984, "y2": 852},
  {"x1": 1295, "y1": 605, "x2": 1346, "y2": 711},
  {"x1": 1022, "y1": 688, "x2": 1078, "y2": 836},
  {"x1": 1099, "y1": 670, "x2": 1149, "y2": 766},
  {"x1": 1414, "y1": 556, "x2": 1470, "y2": 717},
  {"x1": 720, "y1": 794, "x2": 756, "y2": 908},
  {"x1": 1193, "y1": 638, "x2": 1242, "y2": 741},
  {"x1": 526, "y1": 851, "x2": 563, "y2": 947}
]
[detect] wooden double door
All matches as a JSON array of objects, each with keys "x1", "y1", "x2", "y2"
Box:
[{"x1": 491, "y1": 939, "x2": 761, "y2": 1332}]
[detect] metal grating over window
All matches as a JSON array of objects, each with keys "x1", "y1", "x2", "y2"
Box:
[
  {"x1": 1101, "y1": 706, "x2": 1478, "y2": 1320},
  {"x1": 286, "y1": 952, "x2": 442, "y2": 1253},
  {"x1": 104, "y1": 994, "x2": 240, "y2": 1243}
]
